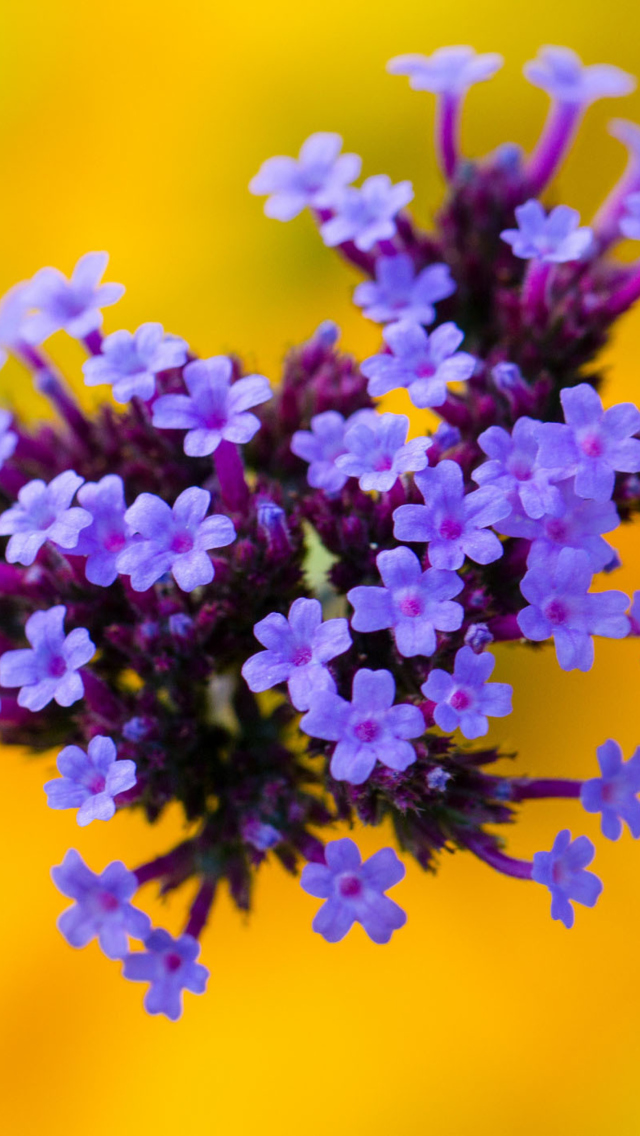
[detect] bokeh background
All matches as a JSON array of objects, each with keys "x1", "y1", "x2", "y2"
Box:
[{"x1": 2, "y1": 2, "x2": 640, "y2": 1133}]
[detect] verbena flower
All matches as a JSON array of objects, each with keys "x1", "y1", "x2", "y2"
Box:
[
  {"x1": 21, "y1": 252, "x2": 124, "y2": 344},
  {"x1": 335, "y1": 412, "x2": 431, "y2": 492},
  {"x1": 472, "y1": 417, "x2": 563, "y2": 519},
  {"x1": 52, "y1": 850, "x2": 151, "y2": 958},
  {"x1": 353, "y1": 255, "x2": 456, "y2": 325},
  {"x1": 291, "y1": 409, "x2": 377, "y2": 494},
  {"x1": 581, "y1": 739, "x2": 640, "y2": 840},
  {"x1": 44, "y1": 736, "x2": 136, "y2": 826},
  {"x1": 300, "y1": 838, "x2": 406, "y2": 943},
  {"x1": 83, "y1": 323, "x2": 188, "y2": 403},
  {"x1": 531, "y1": 830, "x2": 603, "y2": 929},
  {"x1": 0, "y1": 606, "x2": 95, "y2": 711},
  {"x1": 495, "y1": 479, "x2": 619, "y2": 573},
  {"x1": 319, "y1": 175, "x2": 414, "y2": 252},
  {"x1": 122, "y1": 929, "x2": 209, "y2": 1020},
  {"x1": 0, "y1": 470, "x2": 91, "y2": 565},
  {"x1": 249, "y1": 132, "x2": 361, "y2": 220},
  {"x1": 500, "y1": 201, "x2": 593, "y2": 262},
  {"x1": 422, "y1": 646, "x2": 512, "y2": 739},
  {"x1": 361, "y1": 321, "x2": 475, "y2": 408},
  {"x1": 524, "y1": 46, "x2": 634, "y2": 105},
  {"x1": 387, "y1": 46, "x2": 503, "y2": 94}
]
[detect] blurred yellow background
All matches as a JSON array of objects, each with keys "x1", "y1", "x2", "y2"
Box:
[{"x1": 2, "y1": 2, "x2": 640, "y2": 1134}]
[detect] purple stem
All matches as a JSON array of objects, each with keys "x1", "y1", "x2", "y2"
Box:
[
  {"x1": 605, "y1": 265, "x2": 640, "y2": 318},
  {"x1": 522, "y1": 259, "x2": 553, "y2": 320},
  {"x1": 214, "y1": 440, "x2": 250, "y2": 512},
  {"x1": 0, "y1": 465, "x2": 28, "y2": 497},
  {"x1": 184, "y1": 879, "x2": 216, "y2": 939},
  {"x1": 488, "y1": 613, "x2": 523, "y2": 641},
  {"x1": 83, "y1": 329, "x2": 103, "y2": 356},
  {"x1": 509, "y1": 778, "x2": 583, "y2": 802},
  {"x1": 436, "y1": 93, "x2": 461, "y2": 180},
  {"x1": 525, "y1": 101, "x2": 582, "y2": 195},
  {"x1": 592, "y1": 162, "x2": 640, "y2": 252},
  {"x1": 462, "y1": 832, "x2": 533, "y2": 880}
]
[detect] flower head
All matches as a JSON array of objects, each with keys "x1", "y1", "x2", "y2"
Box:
[
  {"x1": 44, "y1": 736, "x2": 136, "y2": 827},
  {"x1": 319, "y1": 175, "x2": 413, "y2": 252},
  {"x1": 116, "y1": 487, "x2": 235, "y2": 592},
  {"x1": 0, "y1": 605, "x2": 95, "y2": 711},
  {"x1": 387, "y1": 46, "x2": 503, "y2": 95},
  {"x1": 300, "y1": 668, "x2": 424, "y2": 784},
  {"x1": 74, "y1": 475, "x2": 130, "y2": 586},
  {"x1": 152, "y1": 356, "x2": 272, "y2": 456},
  {"x1": 241, "y1": 597, "x2": 351, "y2": 711},
  {"x1": 249, "y1": 132, "x2": 361, "y2": 220},
  {"x1": 348, "y1": 546, "x2": 463, "y2": 657},
  {"x1": 335, "y1": 412, "x2": 431, "y2": 492},
  {"x1": 581, "y1": 739, "x2": 640, "y2": 840},
  {"x1": 300, "y1": 838, "x2": 406, "y2": 943},
  {"x1": 52, "y1": 850, "x2": 151, "y2": 958},
  {"x1": 501, "y1": 200, "x2": 593, "y2": 262},
  {"x1": 393, "y1": 459, "x2": 510, "y2": 569},
  {"x1": 524, "y1": 46, "x2": 635, "y2": 106},
  {"x1": 472, "y1": 416, "x2": 564, "y2": 519},
  {"x1": 82, "y1": 322, "x2": 188, "y2": 403},
  {"x1": 531, "y1": 830, "x2": 603, "y2": 928},
  {"x1": 422, "y1": 645, "x2": 512, "y2": 739},
  {"x1": 620, "y1": 192, "x2": 640, "y2": 240},
  {"x1": 361, "y1": 321, "x2": 475, "y2": 408},
  {"x1": 122, "y1": 928, "x2": 209, "y2": 1020},
  {"x1": 353, "y1": 255, "x2": 456, "y2": 325},
  {"x1": 291, "y1": 409, "x2": 377, "y2": 494},
  {"x1": 0, "y1": 409, "x2": 17, "y2": 468},
  {"x1": 22, "y1": 252, "x2": 124, "y2": 344},
  {"x1": 0, "y1": 470, "x2": 91, "y2": 566}
]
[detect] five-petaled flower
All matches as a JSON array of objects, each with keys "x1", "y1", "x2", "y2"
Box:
[
  {"x1": 241, "y1": 597, "x2": 351, "y2": 711},
  {"x1": 531, "y1": 829, "x2": 603, "y2": 929},
  {"x1": 0, "y1": 469, "x2": 91, "y2": 566},
  {"x1": 495, "y1": 479, "x2": 619, "y2": 574},
  {"x1": 249, "y1": 132, "x2": 361, "y2": 220},
  {"x1": 82, "y1": 322, "x2": 188, "y2": 403},
  {"x1": 361, "y1": 320, "x2": 476, "y2": 408},
  {"x1": 122, "y1": 929, "x2": 209, "y2": 1021},
  {"x1": 319, "y1": 175, "x2": 414, "y2": 252},
  {"x1": 353, "y1": 254, "x2": 456, "y2": 325},
  {"x1": 21, "y1": 252, "x2": 124, "y2": 344},
  {"x1": 44, "y1": 736, "x2": 137, "y2": 827},
  {"x1": 523, "y1": 46, "x2": 635, "y2": 106},
  {"x1": 335, "y1": 412, "x2": 431, "y2": 492},
  {"x1": 472, "y1": 416, "x2": 563, "y2": 519},
  {"x1": 581, "y1": 739, "x2": 640, "y2": 840},
  {"x1": 387, "y1": 46, "x2": 503, "y2": 95},
  {"x1": 422, "y1": 645, "x2": 512, "y2": 739},
  {"x1": 0, "y1": 605, "x2": 95, "y2": 711},
  {"x1": 301, "y1": 838, "x2": 406, "y2": 943},
  {"x1": 291, "y1": 409, "x2": 377, "y2": 494},
  {"x1": 300, "y1": 668, "x2": 424, "y2": 784},
  {"x1": 74, "y1": 474, "x2": 131, "y2": 587},
  {"x1": 52, "y1": 849, "x2": 151, "y2": 958},
  {"x1": 500, "y1": 200, "x2": 593, "y2": 262}
]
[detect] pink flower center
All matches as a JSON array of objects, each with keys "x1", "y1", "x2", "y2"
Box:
[
  {"x1": 545, "y1": 519, "x2": 567, "y2": 543},
  {"x1": 511, "y1": 462, "x2": 532, "y2": 481},
  {"x1": 450, "y1": 689, "x2": 471, "y2": 711},
  {"x1": 354, "y1": 718, "x2": 380, "y2": 743},
  {"x1": 580, "y1": 433, "x2": 603, "y2": 458},
  {"x1": 439, "y1": 517, "x2": 463, "y2": 541},
  {"x1": 171, "y1": 531, "x2": 194, "y2": 554},
  {"x1": 545, "y1": 599, "x2": 568, "y2": 625},
  {"x1": 373, "y1": 453, "x2": 393, "y2": 471},
  {"x1": 104, "y1": 531, "x2": 127, "y2": 553},
  {"x1": 338, "y1": 873, "x2": 363, "y2": 898},
  {"x1": 292, "y1": 645, "x2": 312, "y2": 667},
  {"x1": 88, "y1": 774, "x2": 106, "y2": 793},
  {"x1": 399, "y1": 594, "x2": 423, "y2": 617},
  {"x1": 99, "y1": 891, "x2": 120, "y2": 913},
  {"x1": 164, "y1": 952, "x2": 183, "y2": 973},
  {"x1": 49, "y1": 656, "x2": 66, "y2": 678}
]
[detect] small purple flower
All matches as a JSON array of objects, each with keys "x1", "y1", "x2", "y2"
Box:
[
  {"x1": 44, "y1": 736, "x2": 136, "y2": 826},
  {"x1": 0, "y1": 605, "x2": 95, "y2": 711},
  {"x1": 472, "y1": 417, "x2": 564, "y2": 519},
  {"x1": 241, "y1": 597, "x2": 351, "y2": 711},
  {"x1": 620, "y1": 192, "x2": 640, "y2": 240},
  {"x1": 523, "y1": 46, "x2": 635, "y2": 106},
  {"x1": 581, "y1": 739, "x2": 640, "y2": 840},
  {"x1": 319, "y1": 175, "x2": 414, "y2": 253},
  {"x1": 73, "y1": 475, "x2": 130, "y2": 587},
  {"x1": 242, "y1": 818, "x2": 282, "y2": 851},
  {"x1": 249, "y1": 132, "x2": 361, "y2": 220},
  {"x1": 82, "y1": 322, "x2": 188, "y2": 403},
  {"x1": 361, "y1": 321, "x2": 476, "y2": 408},
  {"x1": 0, "y1": 469, "x2": 91, "y2": 566},
  {"x1": 495, "y1": 479, "x2": 619, "y2": 574},
  {"x1": 464, "y1": 623, "x2": 494, "y2": 653},
  {"x1": 335, "y1": 412, "x2": 431, "y2": 492},
  {"x1": 427, "y1": 767, "x2": 451, "y2": 791},
  {"x1": 116, "y1": 487, "x2": 235, "y2": 593},
  {"x1": 536, "y1": 384, "x2": 640, "y2": 502},
  {"x1": 387, "y1": 46, "x2": 503, "y2": 95},
  {"x1": 22, "y1": 252, "x2": 125, "y2": 344},
  {"x1": 531, "y1": 829, "x2": 603, "y2": 929},
  {"x1": 353, "y1": 254, "x2": 456, "y2": 325},
  {"x1": 393, "y1": 460, "x2": 510, "y2": 569},
  {"x1": 347, "y1": 546, "x2": 463, "y2": 657},
  {"x1": 52, "y1": 849, "x2": 151, "y2": 958},
  {"x1": 0, "y1": 409, "x2": 17, "y2": 468},
  {"x1": 517, "y1": 547, "x2": 630, "y2": 671},
  {"x1": 152, "y1": 356, "x2": 272, "y2": 457},
  {"x1": 300, "y1": 668, "x2": 424, "y2": 785},
  {"x1": 122, "y1": 928, "x2": 209, "y2": 1020},
  {"x1": 501, "y1": 200, "x2": 593, "y2": 262},
  {"x1": 300, "y1": 838, "x2": 406, "y2": 944},
  {"x1": 421, "y1": 645, "x2": 512, "y2": 740},
  {"x1": 291, "y1": 409, "x2": 377, "y2": 494}
]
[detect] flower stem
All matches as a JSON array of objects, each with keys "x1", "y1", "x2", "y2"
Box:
[
  {"x1": 462, "y1": 832, "x2": 533, "y2": 880},
  {"x1": 184, "y1": 879, "x2": 217, "y2": 939},
  {"x1": 525, "y1": 100, "x2": 582, "y2": 195},
  {"x1": 436, "y1": 93, "x2": 461, "y2": 180},
  {"x1": 214, "y1": 440, "x2": 250, "y2": 512}
]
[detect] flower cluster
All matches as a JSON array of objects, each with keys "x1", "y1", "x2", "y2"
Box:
[{"x1": 2, "y1": 43, "x2": 640, "y2": 1018}]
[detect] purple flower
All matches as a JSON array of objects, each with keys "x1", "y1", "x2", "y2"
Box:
[
  {"x1": 0, "y1": 282, "x2": 32, "y2": 362},
  {"x1": 291, "y1": 409, "x2": 377, "y2": 494},
  {"x1": 501, "y1": 200, "x2": 593, "y2": 262},
  {"x1": 116, "y1": 487, "x2": 235, "y2": 592},
  {"x1": 472, "y1": 417, "x2": 564, "y2": 519},
  {"x1": 122, "y1": 928, "x2": 209, "y2": 1020},
  {"x1": 241, "y1": 597, "x2": 351, "y2": 711},
  {"x1": 353, "y1": 254, "x2": 456, "y2": 325},
  {"x1": 300, "y1": 668, "x2": 424, "y2": 785},
  {"x1": 536, "y1": 384, "x2": 640, "y2": 502},
  {"x1": 421, "y1": 645, "x2": 512, "y2": 740},
  {"x1": 387, "y1": 46, "x2": 503, "y2": 95},
  {"x1": 319, "y1": 175, "x2": 414, "y2": 252},
  {"x1": 347, "y1": 546, "x2": 463, "y2": 657},
  {"x1": 0, "y1": 605, "x2": 95, "y2": 711},
  {"x1": 464, "y1": 623, "x2": 494, "y2": 653},
  {"x1": 0, "y1": 409, "x2": 17, "y2": 468},
  {"x1": 581, "y1": 739, "x2": 640, "y2": 840},
  {"x1": 393, "y1": 460, "x2": 510, "y2": 569},
  {"x1": 152, "y1": 356, "x2": 272, "y2": 456},
  {"x1": 517, "y1": 547, "x2": 630, "y2": 671},
  {"x1": 361, "y1": 321, "x2": 476, "y2": 408},
  {"x1": 73, "y1": 475, "x2": 130, "y2": 587},
  {"x1": 0, "y1": 470, "x2": 91, "y2": 566},
  {"x1": 531, "y1": 830, "x2": 603, "y2": 929},
  {"x1": 620, "y1": 192, "x2": 640, "y2": 240},
  {"x1": 300, "y1": 838, "x2": 406, "y2": 944},
  {"x1": 52, "y1": 849, "x2": 151, "y2": 959},
  {"x1": 82, "y1": 323, "x2": 188, "y2": 404},
  {"x1": 44, "y1": 736, "x2": 136, "y2": 826},
  {"x1": 523, "y1": 46, "x2": 635, "y2": 106},
  {"x1": 22, "y1": 252, "x2": 125, "y2": 344},
  {"x1": 249, "y1": 132, "x2": 361, "y2": 220},
  {"x1": 495, "y1": 479, "x2": 619, "y2": 574},
  {"x1": 335, "y1": 412, "x2": 431, "y2": 492},
  {"x1": 242, "y1": 819, "x2": 282, "y2": 851}
]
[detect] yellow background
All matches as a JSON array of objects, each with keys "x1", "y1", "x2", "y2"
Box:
[{"x1": 2, "y1": 3, "x2": 640, "y2": 1134}]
